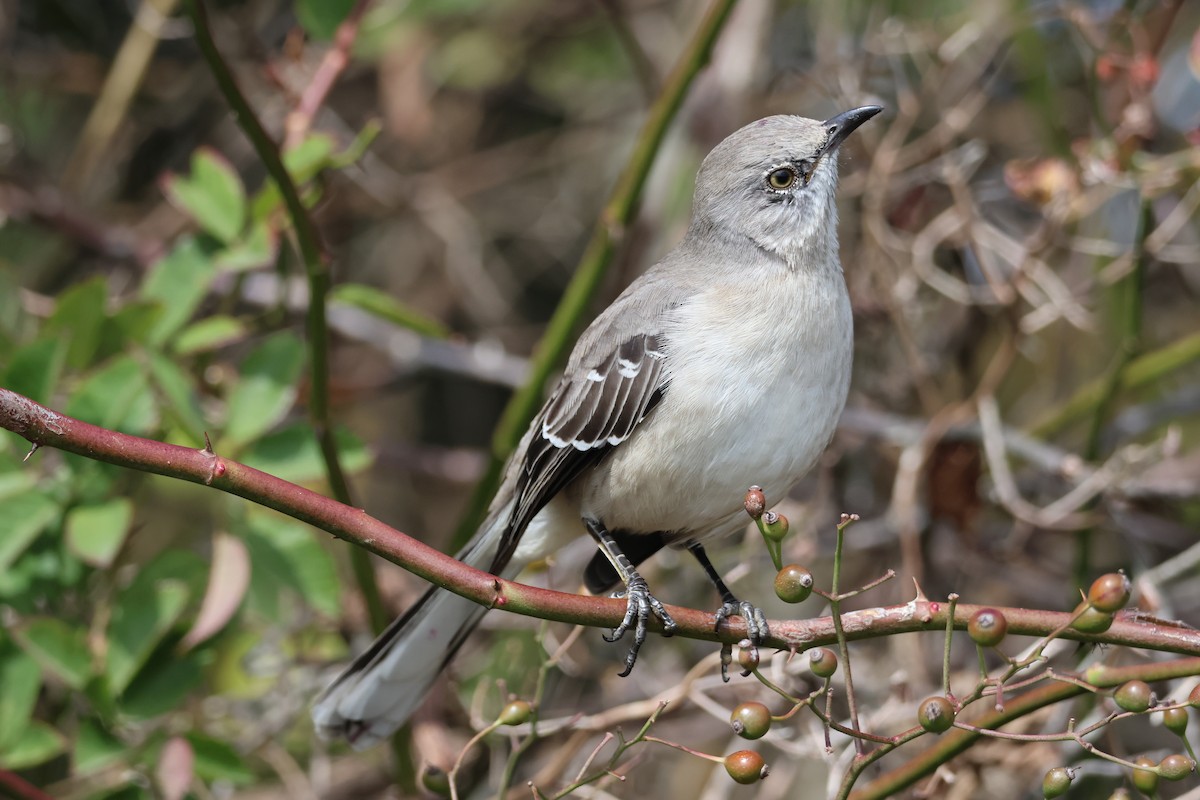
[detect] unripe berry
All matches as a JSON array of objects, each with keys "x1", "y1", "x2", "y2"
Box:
[
  {"x1": 968, "y1": 608, "x2": 1008, "y2": 647},
  {"x1": 809, "y1": 647, "x2": 838, "y2": 678},
  {"x1": 724, "y1": 750, "x2": 770, "y2": 784},
  {"x1": 1071, "y1": 602, "x2": 1114, "y2": 634},
  {"x1": 421, "y1": 765, "x2": 451, "y2": 797},
  {"x1": 1088, "y1": 572, "x2": 1131, "y2": 613},
  {"x1": 761, "y1": 511, "x2": 789, "y2": 541},
  {"x1": 1159, "y1": 754, "x2": 1195, "y2": 781},
  {"x1": 1189, "y1": 683, "x2": 1200, "y2": 708},
  {"x1": 498, "y1": 699, "x2": 532, "y2": 726},
  {"x1": 730, "y1": 702, "x2": 771, "y2": 740},
  {"x1": 1114, "y1": 680, "x2": 1152, "y2": 713},
  {"x1": 917, "y1": 696, "x2": 955, "y2": 734},
  {"x1": 1042, "y1": 766, "x2": 1073, "y2": 798},
  {"x1": 1163, "y1": 706, "x2": 1189, "y2": 736},
  {"x1": 1131, "y1": 756, "x2": 1158, "y2": 794},
  {"x1": 774, "y1": 564, "x2": 814, "y2": 603}
]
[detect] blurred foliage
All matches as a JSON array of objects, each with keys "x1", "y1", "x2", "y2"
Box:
[{"x1": 0, "y1": 0, "x2": 1197, "y2": 798}]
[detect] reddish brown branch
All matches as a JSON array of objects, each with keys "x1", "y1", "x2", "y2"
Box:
[
  {"x1": 283, "y1": 0, "x2": 372, "y2": 150},
  {"x1": 3, "y1": 386, "x2": 1200, "y2": 657}
]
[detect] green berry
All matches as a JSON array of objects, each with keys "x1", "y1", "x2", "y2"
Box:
[
  {"x1": 498, "y1": 699, "x2": 532, "y2": 726},
  {"x1": 968, "y1": 608, "x2": 1008, "y2": 647},
  {"x1": 774, "y1": 564, "x2": 814, "y2": 603},
  {"x1": 808, "y1": 647, "x2": 838, "y2": 678},
  {"x1": 1159, "y1": 754, "x2": 1195, "y2": 781},
  {"x1": 724, "y1": 750, "x2": 770, "y2": 784},
  {"x1": 1163, "y1": 706, "x2": 1189, "y2": 736},
  {"x1": 1190, "y1": 683, "x2": 1200, "y2": 708},
  {"x1": 917, "y1": 696, "x2": 955, "y2": 734},
  {"x1": 1071, "y1": 602, "x2": 1114, "y2": 633},
  {"x1": 761, "y1": 511, "x2": 789, "y2": 541},
  {"x1": 421, "y1": 765, "x2": 451, "y2": 797},
  {"x1": 1114, "y1": 680, "x2": 1152, "y2": 713},
  {"x1": 1087, "y1": 572, "x2": 1131, "y2": 613},
  {"x1": 730, "y1": 702, "x2": 772, "y2": 740},
  {"x1": 1042, "y1": 766, "x2": 1073, "y2": 798},
  {"x1": 1131, "y1": 756, "x2": 1158, "y2": 794}
]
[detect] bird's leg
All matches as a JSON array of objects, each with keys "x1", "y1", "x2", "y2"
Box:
[
  {"x1": 584, "y1": 517, "x2": 677, "y2": 677},
  {"x1": 687, "y1": 542, "x2": 769, "y2": 679}
]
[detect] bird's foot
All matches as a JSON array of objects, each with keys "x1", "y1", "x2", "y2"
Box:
[
  {"x1": 605, "y1": 573, "x2": 677, "y2": 677},
  {"x1": 715, "y1": 599, "x2": 769, "y2": 681}
]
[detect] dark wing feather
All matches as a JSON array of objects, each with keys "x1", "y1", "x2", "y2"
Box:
[{"x1": 488, "y1": 333, "x2": 667, "y2": 573}]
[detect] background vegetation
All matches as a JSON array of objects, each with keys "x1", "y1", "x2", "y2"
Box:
[{"x1": 0, "y1": 0, "x2": 1198, "y2": 798}]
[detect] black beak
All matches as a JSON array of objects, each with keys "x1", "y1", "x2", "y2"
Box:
[{"x1": 818, "y1": 105, "x2": 883, "y2": 158}]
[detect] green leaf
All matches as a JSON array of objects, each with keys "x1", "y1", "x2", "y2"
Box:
[
  {"x1": 296, "y1": 0, "x2": 355, "y2": 39},
  {"x1": 214, "y1": 219, "x2": 278, "y2": 273},
  {"x1": 65, "y1": 498, "x2": 133, "y2": 568},
  {"x1": 0, "y1": 490, "x2": 58, "y2": 571},
  {"x1": 2, "y1": 338, "x2": 67, "y2": 404},
  {"x1": 74, "y1": 719, "x2": 126, "y2": 775},
  {"x1": 184, "y1": 732, "x2": 254, "y2": 784},
  {"x1": 163, "y1": 148, "x2": 246, "y2": 243},
  {"x1": 250, "y1": 134, "x2": 335, "y2": 219},
  {"x1": 172, "y1": 315, "x2": 248, "y2": 356},
  {"x1": 240, "y1": 422, "x2": 370, "y2": 484},
  {"x1": 119, "y1": 653, "x2": 203, "y2": 720},
  {"x1": 106, "y1": 578, "x2": 190, "y2": 695},
  {"x1": 243, "y1": 513, "x2": 341, "y2": 618},
  {"x1": 12, "y1": 617, "x2": 93, "y2": 689},
  {"x1": 65, "y1": 355, "x2": 155, "y2": 433},
  {"x1": 45, "y1": 276, "x2": 108, "y2": 369},
  {"x1": 0, "y1": 646, "x2": 41, "y2": 752},
  {"x1": 0, "y1": 720, "x2": 67, "y2": 769},
  {"x1": 222, "y1": 333, "x2": 305, "y2": 448},
  {"x1": 209, "y1": 630, "x2": 275, "y2": 700},
  {"x1": 145, "y1": 352, "x2": 207, "y2": 444},
  {"x1": 330, "y1": 283, "x2": 450, "y2": 338},
  {"x1": 141, "y1": 237, "x2": 218, "y2": 346}
]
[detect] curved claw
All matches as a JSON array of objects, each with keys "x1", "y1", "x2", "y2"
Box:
[
  {"x1": 604, "y1": 575, "x2": 677, "y2": 677},
  {"x1": 715, "y1": 600, "x2": 770, "y2": 682}
]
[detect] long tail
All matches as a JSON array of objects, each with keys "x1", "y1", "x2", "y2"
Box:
[{"x1": 312, "y1": 512, "x2": 511, "y2": 750}]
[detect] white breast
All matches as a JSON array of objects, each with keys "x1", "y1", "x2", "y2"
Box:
[{"x1": 580, "y1": 263, "x2": 853, "y2": 538}]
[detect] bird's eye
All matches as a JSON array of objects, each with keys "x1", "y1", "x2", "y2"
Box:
[{"x1": 767, "y1": 167, "x2": 796, "y2": 190}]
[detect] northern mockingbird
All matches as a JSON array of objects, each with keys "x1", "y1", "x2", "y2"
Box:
[{"x1": 313, "y1": 106, "x2": 881, "y2": 748}]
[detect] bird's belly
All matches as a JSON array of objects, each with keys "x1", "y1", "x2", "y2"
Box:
[{"x1": 582, "y1": 345, "x2": 850, "y2": 537}]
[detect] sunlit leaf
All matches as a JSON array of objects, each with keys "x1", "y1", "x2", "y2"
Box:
[
  {"x1": 330, "y1": 282, "x2": 450, "y2": 338},
  {"x1": 0, "y1": 720, "x2": 66, "y2": 769},
  {"x1": 240, "y1": 422, "x2": 371, "y2": 484},
  {"x1": 222, "y1": 332, "x2": 305, "y2": 448},
  {"x1": 12, "y1": 617, "x2": 93, "y2": 689},
  {"x1": 64, "y1": 497, "x2": 133, "y2": 568},
  {"x1": 163, "y1": 148, "x2": 246, "y2": 244},
  {"x1": 0, "y1": 646, "x2": 40, "y2": 752},
  {"x1": 74, "y1": 719, "x2": 126, "y2": 775},
  {"x1": 106, "y1": 578, "x2": 190, "y2": 695},
  {"x1": 141, "y1": 237, "x2": 218, "y2": 346},
  {"x1": 214, "y1": 220, "x2": 278, "y2": 273},
  {"x1": 242, "y1": 512, "x2": 340, "y2": 618},
  {"x1": 0, "y1": 490, "x2": 58, "y2": 571},
  {"x1": 65, "y1": 355, "x2": 156, "y2": 434},
  {"x1": 172, "y1": 315, "x2": 247, "y2": 356},
  {"x1": 185, "y1": 732, "x2": 254, "y2": 784}
]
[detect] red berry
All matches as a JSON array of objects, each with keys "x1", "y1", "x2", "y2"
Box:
[
  {"x1": 1087, "y1": 573, "x2": 1131, "y2": 613},
  {"x1": 724, "y1": 750, "x2": 770, "y2": 784}
]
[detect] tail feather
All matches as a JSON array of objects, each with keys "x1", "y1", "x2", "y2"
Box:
[{"x1": 312, "y1": 510, "x2": 513, "y2": 750}]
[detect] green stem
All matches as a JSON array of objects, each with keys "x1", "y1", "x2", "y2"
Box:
[
  {"x1": 182, "y1": 0, "x2": 386, "y2": 635},
  {"x1": 451, "y1": 0, "x2": 741, "y2": 549},
  {"x1": 829, "y1": 515, "x2": 864, "y2": 752},
  {"x1": 1073, "y1": 197, "x2": 1150, "y2": 592}
]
